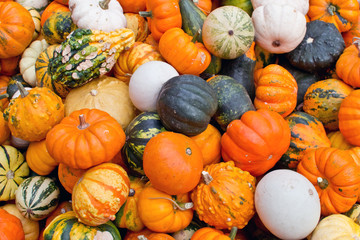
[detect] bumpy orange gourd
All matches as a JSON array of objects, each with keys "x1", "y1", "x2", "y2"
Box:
[
  {"x1": 297, "y1": 147, "x2": 360, "y2": 216},
  {"x1": 0, "y1": 208, "x2": 25, "y2": 240},
  {"x1": 307, "y1": 0, "x2": 359, "y2": 33},
  {"x1": 139, "y1": 0, "x2": 182, "y2": 41},
  {"x1": 113, "y1": 42, "x2": 164, "y2": 84},
  {"x1": 72, "y1": 163, "x2": 130, "y2": 226},
  {"x1": 137, "y1": 183, "x2": 193, "y2": 233},
  {"x1": 336, "y1": 39, "x2": 360, "y2": 88},
  {"x1": 190, "y1": 124, "x2": 221, "y2": 166},
  {"x1": 143, "y1": 131, "x2": 203, "y2": 195},
  {"x1": 0, "y1": 2, "x2": 35, "y2": 58},
  {"x1": 221, "y1": 109, "x2": 291, "y2": 177},
  {"x1": 191, "y1": 161, "x2": 256, "y2": 230},
  {"x1": 46, "y1": 108, "x2": 126, "y2": 169},
  {"x1": 254, "y1": 64, "x2": 298, "y2": 117},
  {"x1": 57, "y1": 163, "x2": 86, "y2": 194},
  {"x1": 159, "y1": 28, "x2": 211, "y2": 75},
  {"x1": 3, "y1": 85, "x2": 64, "y2": 142},
  {"x1": 26, "y1": 139, "x2": 58, "y2": 176}
]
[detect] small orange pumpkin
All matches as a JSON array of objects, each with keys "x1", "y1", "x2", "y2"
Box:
[
  {"x1": 0, "y1": 56, "x2": 20, "y2": 76},
  {"x1": 193, "y1": 0, "x2": 212, "y2": 15},
  {"x1": 191, "y1": 227, "x2": 237, "y2": 240},
  {"x1": 57, "y1": 163, "x2": 86, "y2": 194},
  {"x1": 26, "y1": 139, "x2": 58, "y2": 176},
  {"x1": 118, "y1": 0, "x2": 146, "y2": 13},
  {"x1": 0, "y1": 111, "x2": 9, "y2": 145},
  {"x1": 342, "y1": 16, "x2": 360, "y2": 47},
  {"x1": 0, "y1": 208, "x2": 25, "y2": 240},
  {"x1": 46, "y1": 108, "x2": 126, "y2": 169},
  {"x1": 143, "y1": 131, "x2": 203, "y2": 195},
  {"x1": 40, "y1": 1, "x2": 70, "y2": 26},
  {"x1": 159, "y1": 28, "x2": 211, "y2": 75}
]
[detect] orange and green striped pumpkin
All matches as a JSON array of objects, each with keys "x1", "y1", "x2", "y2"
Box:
[{"x1": 42, "y1": 11, "x2": 77, "y2": 45}]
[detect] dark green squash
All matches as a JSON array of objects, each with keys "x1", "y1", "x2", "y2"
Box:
[
  {"x1": 179, "y1": 0, "x2": 206, "y2": 43},
  {"x1": 157, "y1": 74, "x2": 218, "y2": 136},
  {"x1": 7, "y1": 74, "x2": 31, "y2": 99},
  {"x1": 122, "y1": 112, "x2": 167, "y2": 176},
  {"x1": 286, "y1": 20, "x2": 345, "y2": 74},
  {"x1": 255, "y1": 44, "x2": 278, "y2": 70},
  {"x1": 276, "y1": 111, "x2": 331, "y2": 170},
  {"x1": 207, "y1": 75, "x2": 255, "y2": 131},
  {"x1": 42, "y1": 11, "x2": 77, "y2": 45},
  {"x1": 219, "y1": 45, "x2": 256, "y2": 100},
  {"x1": 221, "y1": 0, "x2": 253, "y2": 17}
]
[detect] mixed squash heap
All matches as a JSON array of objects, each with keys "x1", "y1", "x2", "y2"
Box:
[{"x1": 1, "y1": 0, "x2": 360, "y2": 239}]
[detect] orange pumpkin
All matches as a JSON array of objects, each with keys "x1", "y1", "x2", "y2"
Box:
[
  {"x1": 26, "y1": 139, "x2": 58, "y2": 176},
  {"x1": 221, "y1": 109, "x2": 291, "y2": 177},
  {"x1": 0, "y1": 56, "x2": 20, "y2": 76},
  {"x1": 124, "y1": 228, "x2": 153, "y2": 240},
  {"x1": 336, "y1": 38, "x2": 360, "y2": 88},
  {"x1": 0, "y1": 208, "x2": 25, "y2": 240},
  {"x1": 338, "y1": 89, "x2": 360, "y2": 146},
  {"x1": 46, "y1": 108, "x2": 126, "y2": 169},
  {"x1": 190, "y1": 124, "x2": 221, "y2": 166},
  {"x1": 193, "y1": 0, "x2": 212, "y2": 15},
  {"x1": 124, "y1": 13, "x2": 149, "y2": 42},
  {"x1": 57, "y1": 163, "x2": 86, "y2": 194},
  {"x1": 118, "y1": 0, "x2": 146, "y2": 13},
  {"x1": 45, "y1": 200, "x2": 72, "y2": 227},
  {"x1": 191, "y1": 227, "x2": 236, "y2": 240},
  {"x1": 342, "y1": 16, "x2": 360, "y2": 47},
  {"x1": 143, "y1": 131, "x2": 203, "y2": 195},
  {"x1": 40, "y1": 1, "x2": 70, "y2": 26},
  {"x1": 72, "y1": 163, "x2": 130, "y2": 226},
  {"x1": 0, "y1": 75, "x2": 9, "y2": 111},
  {"x1": 54, "y1": 0, "x2": 69, "y2": 5},
  {"x1": 140, "y1": 233, "x2": 175, "y2": 240},
  {"x1": 297, "y1": 147, "x2": 360, "y2": 216},
  {"x1": 254, "y1": 64, "x2": 298, "y2": 117},
  {"x1": 137, "y1": 182, "x2": 193, "y2": 233},
  {"x1": 139, "y1": 0, "x2": 182, "y2": 41},
  {"x1": 308, "y1": 0, "x2": 360, "y2": 33},
  {"x1": 0, "y1": 111, "x2": 9, "y2": 145},
  {"x1": 159, "y1": 28, "x2": 211, "y2": 75},
  {"x1": 0, "y1": 2, "x2": 35, "y2": 58}
]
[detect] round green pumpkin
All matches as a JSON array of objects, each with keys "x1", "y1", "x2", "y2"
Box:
[
  {"x1": 44, "y1": 211, "x2": 122, "y2": 240},
  {"x1": 42, "y1": 11, "x2": 77, "y2": 45},
  {"x1": 221, "y1": 0, "x2": 253, "y2": 17},
  {"x1": 123, "y1": 112, "x2": 167, "y2": 176},
  {"x1": 157, "y1": 74, "x2": 218, "y2": 136}
]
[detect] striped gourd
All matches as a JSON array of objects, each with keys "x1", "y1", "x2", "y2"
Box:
[
  {"x1": 15, "y1": 176, "x2": 60, "y2": 221},
  {"x1": 44, "y1": 211, "x2": 122, "y2": 240},
  {"x1": 42, "y1": 11, "x2": 77, "y2": 45},
  {"x1": 0, "y1": 145, "x2": 29, "y2": 201},
  {"x1": 25, "y1": 6, "x2": 41, "y2": 41},
  {"x1": 202, "y1": 6, "x2": 254, "y2": 59},
  {"x1": 123, "y1": 112, "x2": 167, "y2": 176},
  {"x1": 35, "y1": 44, "x2": 71, "y2": 98}
]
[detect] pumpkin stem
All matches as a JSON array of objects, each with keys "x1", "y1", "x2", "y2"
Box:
[
  {"x1": 15, "y1": 82, "x2": 29, "y2": 98},
  {"x1": 191, "y1": 29, "x2": 202, "y2": 43},
  {"x1": 137, "y1": 236, "x2": 148, "y2": 240},
  {"x1": 327, "y1": 4, "x2": 337, "y2": 16},
  {"x1": 201, "y1": 171, "x2": 213, "y2": 185},
  {"x1": 90, "y1": 89, "x2": 98, "y2": 96},
  {"x1": 147, "y1": 197, "x2": 193, "y2": 210},
  {"x1": 228, "y1": 227, "x2": 238, "y2": 240},
  {"x1": 139, "y1": 11, "x2": 153, "y2": 18},
  {"x1": 129, "y1": 188, "x2": 135, "y2": 197},
  {"x1": 99, "y1": 0, "x2": 111, "y2": 10},
  {"x1": 317, "y1": 177, "x2": 329, "y2": 189},
  {"x1": 272, "y1": 40, "x2": 281, "y2": 47},
  {"x1": 0, "y1": 93, "x2": 9, "y2": 100},
  {"x1": 78, "y1": 114, "x2": 90, "y2": 130},
  {"x1": 6, "y1": 170, "x2": 14, "y2": 180}
]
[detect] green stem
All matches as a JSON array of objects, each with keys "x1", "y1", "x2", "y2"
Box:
[
  {"x1": 317, "y1": 177, "x2": 329, "y2": 189},
  {"x1": 228, "y1": 227, "x2": 238, "y2": 240},
  {"x1": 202, "y1": 171, "x2": 213, "y2": 185},
  {"x1": 139, "y1": 11, "x2": 153, "y2": 18},
  {"x1": 77, "y1": 114, "x2": 90, "y2": 130},
  {"x1": 99, "y1": 0, "x2": 111, "y2": 10},
  {"x1": 191, "y1": 29, "x2": 202, "y2": 43},
  {"x1": 147, "y1": 197, "x2": 193, "y2": 210},
  {"x1": 0, "y1": 93, "x2": 9, "y2": 100},
  {"x1": 15, "y1": 82, "x2": 28, "y2": 98},
  {"x1": 327, "y1": 4, "x2": 337, "y2": 16}
]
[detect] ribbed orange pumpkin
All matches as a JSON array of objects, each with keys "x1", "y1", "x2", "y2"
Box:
[
  {"x1": 191, "y1": 161, "x2": 256, "y2": 230},
  {"x1": 342, "y1": 16, "x2": 360, "y2": 47},
  {"x1": 297, "y1": 147, "x2": 360, "y2": 216},
  {"x1": 26, "y1": 139, "x2": 58, "y2": 176},
  {"x1": 338, "y1": 89, "x2": 360, "y2": 146},
  {"x1": 57, "y1": 163, "x2": 86, "y2": 194},
  {"x1": 113, "y1": 42, "x2": 164, "y2": 84},
  {"x1": 46, "y1": 108, "x2": 126, "y2": 169},
  {"x1": 72, "y1": 163, "x2": 130, "y2": 226},
  {"x1": 254, "y1": 64, "x2": 298, "y2": 117},
  {"x1": 137, "y1": 182, "x2": 193, "y2": 233},
  {"x1": 221, "y1": 109, "x2": 291, "y2": 177},
  {"x1": 191, "y1": 227, "x2": 236, "y2": 240},
  {"x1": 3, "y1": 85, "x2": 65, "y2": 142}
]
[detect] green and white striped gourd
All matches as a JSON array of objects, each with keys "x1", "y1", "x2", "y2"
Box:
[
  {"x1": 0, "y1": 145, "x2": 30, "y2": 201},
  {"x1": 15, "y1": 176, "x2": 60, "y2": 221},
  {"x1": 49, "y1": 28, "x2": 135, "y2": 88}
]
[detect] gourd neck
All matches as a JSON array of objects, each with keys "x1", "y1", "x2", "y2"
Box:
[
  {"x1": 148, "y1": 197, "x2": 193, "y2": 210},
  {"x1": 99, "y1": 0, "x2": 111, "y2": 10},
  {"x1": 0, "y1": 93, "x2": 9, "y2": 100},
  {"x1": 139, "y1": 11, "x2": 153, "y2": 18},
  {"x1": 16, "y1": 82, "x2": 29, "y2": 98},
  {"x1": 78, "y1": 114, "x2": 90, "y2": 130},
  {"x1": 317, "y1": 177, "x2": 329, "y2": 189}
]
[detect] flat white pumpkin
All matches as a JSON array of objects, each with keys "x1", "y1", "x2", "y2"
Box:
[
  {"x1": 15, "y1": 0, "x2": 49, "y2": 13},
  {"x1": 251, "y1": 0, "x2": 309, "y2": 15},
  {"x1": 252, "y1": 4, "x2": 307, "y2": 54},
  {"x1": 69, "y1": 0, "x2": 127, "y2": 32}
]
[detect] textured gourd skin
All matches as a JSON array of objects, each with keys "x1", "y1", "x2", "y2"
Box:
[
  {"x1": 49, "y1": 28, "x2": 135, "y2": 88},
  {"x1": 191, "y1": 161, "x2": 256, "y2": 230}
]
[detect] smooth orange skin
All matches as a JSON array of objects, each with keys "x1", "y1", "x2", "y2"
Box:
[
  {"x1": 191, "y1": 227, "x2": 230, "y2": 240},
  {"x1": 57, "y1": 163, "x2": 86, "y2": 194},
  {"x1": 336, "y1": 43, "x2": 360, "y2": 88},
  {"x1": 118, "y1": 0, "x2": 146, "y2": 13},
  {"x1": 26, "y1": 140, "x2": 58, "y2": 176},
  {"x1": 0, "y1": 209, "x2": 25, "y2": 240},
  {"x1": 41, "y1": 1, "x2": 70, "y2": 26}
]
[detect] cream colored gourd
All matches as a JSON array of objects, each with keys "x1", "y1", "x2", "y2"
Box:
[
  {"x1": 251, "y1": 0, "x2": 309, "y2": 15},
  {"x1": 25, "y1": 7, "x2": 41, "y2": 41},
  {"x1": 251, "y1": 4, "x2": 307, "y2": 54},
  {"x1": 20, "y1": 39, "x2": 49, "y2": 87},
  {"x1": 64, "y1": 76, "x2": 137, "y2": 129},
  {"x1": 15, "y1": 0, "x2": 49, "y2": 13},
  {"x1": 309, "y1": 214, "x2": 360, "y2": 240},
  {"x1": 69, "y1": 0, "x2": 126, "y2": 32},
  {"x1": 1, "y1": 204, "x2": 39, "y2": 240}
]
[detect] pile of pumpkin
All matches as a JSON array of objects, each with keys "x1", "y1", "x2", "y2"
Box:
[{"x1": 2, "y1": 0, "x2": 360, "y2": 239}]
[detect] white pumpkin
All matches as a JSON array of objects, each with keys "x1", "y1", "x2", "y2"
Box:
[
  {"x1": 251, "y1": 0, "x2": 309, "y2": 15},
  {"x1": 20, "y1": 40, "x2": 49, "y2": 87},
  {"x1": 129, "y1": 61, "x2": 179, "y2": 112},
  {"x1": 69, "y1": 0, "x2": 127, "y2": 32},
  {"x1": 25, "y1": 7, "x2": 41, "y2": 41},
  {"x1": 255, "y1": 169, "x2": 321, "y2": 239},
  {"x1": 252, "y1": 4, "x2": 307, "y2": 54},
  {"x1": 15, "y1": 0, "x2": 49, "y2": 13}
]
